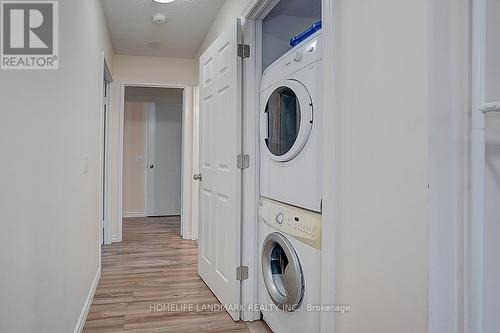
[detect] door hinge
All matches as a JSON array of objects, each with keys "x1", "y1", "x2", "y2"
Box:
[
  {"x1": 237, "y1": 44, "x2": 250, "y2": 58},
  {"x1": 236, "y1": 266, "x2": 249, "y2": 280},
  {"x1": 237, "y1": 154, "x2": 250, "y2": 169}
]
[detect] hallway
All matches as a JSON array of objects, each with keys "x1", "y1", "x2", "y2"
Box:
[
  {"x1": 0, "y1": 0, "x2": 477, "y2": 332},
  {"x1": 83, "y1": 217, "x2": 250, "y2": 333}
]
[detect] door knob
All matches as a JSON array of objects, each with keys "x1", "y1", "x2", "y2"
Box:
[
  {"x1": 149, "y1": 164, "x2": 154, "y2": 169},
  {"x1": 193, "y1": 173, "x2": 202, "y2": 181}
]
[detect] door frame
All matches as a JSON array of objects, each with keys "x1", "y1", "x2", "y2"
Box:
[
  {"x1": 469, "y1": 0, "x2": 486, "y2": 332},
  {"x1": 191, "y1": 85, "x2": 200, "y2": 240},
  {"x1": 319, "y1": 0, "x2": 336, "y2": 331},
  {"x1": 118, "y1": 82, "x2": 194, "y2": 240},
  {"x1": 100, "y1": 53, "x2": 113, "y2": 246},
  {"x1": 144, "y1": 102, "x2": 154, "y2": 217},
  {"x1": 240, "y1": 0, "x2": 335, "y2": 327}
]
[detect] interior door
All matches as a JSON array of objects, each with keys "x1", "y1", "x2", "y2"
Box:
[
  {"x1": 146, "y1": 102, "x2": 182, "y2": 217},
  {"x1": 197, "y1": 19, "x2": 242, "y2": 320}
]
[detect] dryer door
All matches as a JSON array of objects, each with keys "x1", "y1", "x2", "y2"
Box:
[
  {"x1": 262, "y1": 232, "x2": 305, "y2": 311},
  {"x1": 260, "y1": 79, "x2": 313, "y2": 162}
]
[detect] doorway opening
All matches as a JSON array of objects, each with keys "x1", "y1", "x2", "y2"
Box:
[{"x1": 121, "y1": 86, "x2": 184, "y2": 226}]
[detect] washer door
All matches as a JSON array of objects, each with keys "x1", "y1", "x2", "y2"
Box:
[
  {"x1": 262, "y1": 232, "x2": 305, "y2": 311},
  {"x1": 260, "y1": 79, "x2": 313, "y2": 162}
]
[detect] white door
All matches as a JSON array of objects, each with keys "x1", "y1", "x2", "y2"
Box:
[
  {"x1": 197, "y1": 20, "x2": 242, "y2": 320},
  {"x1": 146, "y1": 102, "x2": 182, "y2": 217}
]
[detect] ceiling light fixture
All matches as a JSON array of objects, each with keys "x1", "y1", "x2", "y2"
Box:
[{"x1": 152, "y1": 0, "x2": 175, "y2": 3}]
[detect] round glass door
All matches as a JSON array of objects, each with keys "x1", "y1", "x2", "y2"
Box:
[
  {"x1": 261, "y1": 80, "x2": 313, "y2": 162},
  {"x1": 262, "y1": 232, "x2": 304, "y2": 311},
  {"x1": 265, "y1": 87, "x2": 301, "y2": 156}
]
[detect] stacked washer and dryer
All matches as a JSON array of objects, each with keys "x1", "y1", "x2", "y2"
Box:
[{"x1": 258, "y1": 31, "x2": 323, "y2": 333}]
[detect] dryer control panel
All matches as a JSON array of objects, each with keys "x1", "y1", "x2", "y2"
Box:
[
  {"x1": 260, "y1": 32, "x2": 322, "y2": 92},
  {"x1": 259, "y1": 197, "x2": 322, "y2": 250}
]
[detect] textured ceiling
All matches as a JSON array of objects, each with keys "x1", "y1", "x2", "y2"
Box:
[{"x1": 102, "y1": 0, "x2": 225, "y2": 58}]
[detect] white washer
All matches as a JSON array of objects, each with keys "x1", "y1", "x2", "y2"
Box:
[
  {"x1": 260, "y1": 32, "x2": 322, "y2": 212},
  {"x1": 258, "y1": 197, "x2": 321, "y2": 333}
]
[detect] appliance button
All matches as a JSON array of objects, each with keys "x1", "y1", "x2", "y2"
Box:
[
  {"x1": 294, "y1": 52, "x2": 303, "y2": 62},
  {"x1": 275, "y1": 213, "x2": 284, "y2": 224}
]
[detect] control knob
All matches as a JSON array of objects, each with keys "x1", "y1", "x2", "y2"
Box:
[{"x1": 293, "y1": 52, "x2": 303, "y2": 62}]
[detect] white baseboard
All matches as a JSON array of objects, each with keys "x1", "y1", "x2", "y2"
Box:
[
  {"x1": 74, "y1": 267, "x2": 101, "y2": 333},
  {"x1": 112, "y1": 234, "x2": 122, "y2": 243},
  {"x1": 183, "y1": 232, "x2": 192, "y2": 240},
  {"x1": 123, "y1": 212, "x2": 145, "y2": 218}
]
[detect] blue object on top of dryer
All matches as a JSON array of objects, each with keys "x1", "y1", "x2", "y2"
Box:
[
  {"x1": 289, "y1": 21, "x2": 322, "y2": 47},
  {"x1": 260, "y1": 31, "x2": 322, "y2": 212}
]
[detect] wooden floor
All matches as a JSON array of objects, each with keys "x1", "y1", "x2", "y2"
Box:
[{"x1": 83, "y1": 216, "x2": 252, "y2": 333}]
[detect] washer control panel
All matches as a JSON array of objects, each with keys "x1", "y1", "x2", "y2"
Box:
[{"x1": 259, "y1": 197, "x2": 322, "y2": 250}]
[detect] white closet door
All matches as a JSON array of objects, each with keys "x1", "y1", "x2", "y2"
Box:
[{"x1": 197, "y1": 19, "x2": 243, "y2": 320}]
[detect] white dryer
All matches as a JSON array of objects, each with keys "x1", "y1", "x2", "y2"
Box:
[
  {"x1": 258, "y1": 197, "x2": 321, "y2": 333},
  {"x1": 260, "y1": 32, "x2": 322, "y2": 212}
]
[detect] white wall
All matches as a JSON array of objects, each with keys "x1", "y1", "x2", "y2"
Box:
[
  {"x1": 198, "y1": 0, "x2": 250, "y2": 57},
  {"x1": 427, "y1": 1, "x2": 469, "y2": 333},
  {"x1": 485, "y1": 115, "x2": 500, "y2": 333},
  {"x1": 123, "y1": 102, "x2": 147, "y2": 215},
  {"x1": 333, "y1": 0, "x2": 428, "y2": 324},
  {"x1": 0, "y1": 0, "x2": 113, "y2": 332},
  {"x1": 109, "y1": 55, "x2": 196, "y2": 240},
  {"x1": 195, "y1": 0, "x2": 250, "y2": 81},
  {"x1": 329, "y1": 1, "x2": 469, "y2": 332},
  {"x1": 125, "y1": 86, "x2": 185, "y2": 104},
  {"x1": 484, "y1": 0, "x2": 500, "y2": 331}
]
